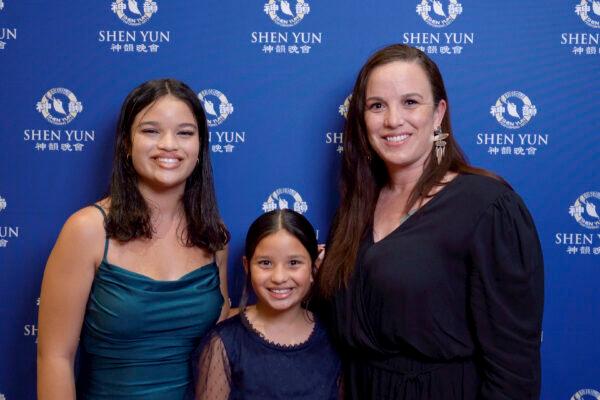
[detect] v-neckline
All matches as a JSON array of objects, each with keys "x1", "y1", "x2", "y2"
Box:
[{"x1": 371, "y1": 174, "x2": 462, "y2": 244}]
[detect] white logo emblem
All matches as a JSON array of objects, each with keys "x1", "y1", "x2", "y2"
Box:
[
  {"x1": 416, "y1": 0, "x2": 463, "y2": 28},
  {"x1": 338, "y1": 94, "x2": 352, "y2": 119},
  {"x1": 0, "y1": 196, "x2": 6, "y2": 212},
  {"x1": 575, "y1": 0, "x2": 600, "y2": 29},
  {"x1": 198, "y1": 89, "x2": 234, "y2": 127},
  {"x1": 571, "y1": 389, "x2": 600, "y2": 400},
  {"x1": 111, "y1": 0, "x2": 158, "y2": 26},
  {"x1": 264, "y1": 0, "x2": 310, "y2": 27},
  {"x1": 36, "y1": 88, "x2": 83, "y2": 126},
  {"x1": 262, "y1": 188, "x2": 308, "y2": 214},
  {"x1": 489, "y1": 91, "x2": 537, "y2": 129},
  {"x1": 569, "y1": 192, "x2": 600, "y2": 230}
]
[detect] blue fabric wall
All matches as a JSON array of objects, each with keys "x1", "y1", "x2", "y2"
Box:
[{"x1": 1, "y1": 1, "x2": 599, "y2": 398}]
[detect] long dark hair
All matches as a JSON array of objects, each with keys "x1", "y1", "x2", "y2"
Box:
[
  {"x1": 318, "y1": 44, "x2": 499, "y2": 297},
  {"x1": 239, "y1": 209, "x2": 319, "y2": 310},
  {"x1": 105, "y1": 78, "x2": 229, "y2": 252}
]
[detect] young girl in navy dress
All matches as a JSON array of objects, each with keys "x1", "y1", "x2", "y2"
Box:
[{"x1": 195, "y1": 209, "x2": 340, "y2": 400}]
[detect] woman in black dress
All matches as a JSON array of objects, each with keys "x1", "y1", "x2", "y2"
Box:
[{"x1": 317, "y1": 44, "x2": 544, "y2": 399}]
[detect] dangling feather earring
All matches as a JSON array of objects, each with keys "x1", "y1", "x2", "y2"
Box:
[{"x1": 433, "y1": 127, "x2": 449, "y2": 165}]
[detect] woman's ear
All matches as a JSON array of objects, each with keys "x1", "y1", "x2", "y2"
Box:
[{"x1": 434, "y1": 99, "x2": 447, "y2": 128}]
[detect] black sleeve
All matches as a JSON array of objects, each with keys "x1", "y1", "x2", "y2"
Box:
[
  {"x1": 194, "y1": 331, "x2": 231, "y2": 400},
  {"x1": 469, "y1": 191, "x2": 544, "y2": 399}
]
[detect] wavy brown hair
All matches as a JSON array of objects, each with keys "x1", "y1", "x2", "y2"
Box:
[
  {"x1": 105, "y1": 78, "x2": 229, "y2": 252},
  {"x1": 318, "y1": 44, "x2": 499, "y2": 298}
]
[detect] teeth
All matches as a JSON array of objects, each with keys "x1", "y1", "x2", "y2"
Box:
[
  {"x1": 386, "y1": 134, "x2": 409, "y2": 142},
  {"x1": 157, "y1": 157, "x2": 179, "y2": 163},
  {"x1": 270, "y1": 289, "x2": 292, "y2": 294}
]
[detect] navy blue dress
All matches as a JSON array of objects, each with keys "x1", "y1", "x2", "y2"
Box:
[{"x1": 195, "y1": 312, "x2": 340, "y2": 399}]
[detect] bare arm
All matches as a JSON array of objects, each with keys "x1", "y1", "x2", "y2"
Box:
[
  {"x1": 37, "y1": 207, "x2": 104, "y2": 400},
  {"x1": 215, "y1": 245, "x2": 230, "y2": 322}
]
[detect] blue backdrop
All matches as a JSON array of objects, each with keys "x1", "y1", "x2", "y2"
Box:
[{"x1": 1, "y1": 1, "x2": 599, "y2": 399}]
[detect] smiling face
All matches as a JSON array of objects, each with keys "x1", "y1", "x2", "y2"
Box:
[
  {"x1": 364, "y1": 60, "x2": 446, "y2": 175},
  {"x1": 245, "y1": 229, "x2": 313, "y2": 315},
  {"x1": 130, "y1": 95, "x2": 200, "y2": 193}
]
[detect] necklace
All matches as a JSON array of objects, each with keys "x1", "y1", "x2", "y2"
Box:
[
  {"x1": 399, "y1": 208, "x2": 416, "y2": 225},
  {"x1": 373, "y1": 208, "x2": 417, "y2": 242}
]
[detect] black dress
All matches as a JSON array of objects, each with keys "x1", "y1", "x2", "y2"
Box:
[
  {"x1": 323, "y1": 174, "x2": 544, "y2": 400},
  {"x1": 195, "y1": 313, "x2": 341, "y2": 399}
]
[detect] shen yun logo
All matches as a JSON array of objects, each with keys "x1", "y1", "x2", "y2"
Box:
[
  {"x1": 490, "y1": 91, "x2": 537, "y2": 129},
  {"x1": 100, "y1": 1, "x2": 168, "y2": 54},
  {"x1": 198, "y1": 89, "x2": 234, "y2": 127},
  {"x1": 0, "y1": 0, "x2": 17, "y2": 51},
  {"x1": 576, "y1": 0, "x2": 600, "y2": 29},
  {"x1": 571, "y1": 389, "x2": 600, "y2": 400},
  {"x1": 264, "y1": 0, "x2": 310, "y2": 27},
  {"x1": 252, "y1": 0, "x2": 321, "y2": 55},
  {"x1": 111, "y1": 0, "x2": 157, "y2": 26},
  {"x1": 262, "y1": 188, "x2": 308, "y2": 214},
  {"x1": 23, "y1": 297, "x2": 40, "y2": 341},
  {"x1": 325, "y1": 94, "x2": 351, "y2": 154},
  {"x1": 570, "y1": 192, "x2": 600, "y2": 230},
  {"x1": 0, "y1": 198, "x2": 18, "y2": 247},
  {"x1": 416, "y1": 0, "x2": 463, "y2": 28},
  {"x1": 405, "y1": 0, "x2": 472, "y2": 55},
  {"x1": 36, "y1": 88, "x2": 83, "y2": 126},
  {"x1": 26, "y1": 87, "x2": 95, "y2": 152}
]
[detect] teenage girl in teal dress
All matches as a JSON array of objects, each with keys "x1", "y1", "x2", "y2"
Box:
[{"x1": 37, "y1": 78, "x2": 230, "y2": 399}]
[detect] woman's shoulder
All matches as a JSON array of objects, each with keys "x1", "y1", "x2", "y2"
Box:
[
  {"x1": 452, "y1": 173, "x2": 537, "y2": 231},
  {"x1": 47, "y1": 202, "x2": 108, "y2": 272},
  {"x1": 457, "y1": 172, "x2": 510, "y2": 191},
  {"x1": 60, "y1": 202, "x2": 107, "y2": 243},
  {"x1": 453, "y1": 173, "x2": 514, "y2": 204}
]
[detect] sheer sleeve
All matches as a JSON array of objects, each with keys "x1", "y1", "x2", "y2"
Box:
[
  {"x1": 195, "y1": 332, "x2": 231, "y2": 400},
  {"x1": 469, "y1": 191, "x2": 544, "y2": 399}
]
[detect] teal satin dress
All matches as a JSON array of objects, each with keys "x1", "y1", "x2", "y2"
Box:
[{"x1": 76, "y1": 206, "x2": 223, "y2": 399}]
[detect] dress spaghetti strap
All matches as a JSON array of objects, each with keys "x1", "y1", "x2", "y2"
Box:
[{"x1": 92, "y1": 204, "x2": 109, "y2": 262}]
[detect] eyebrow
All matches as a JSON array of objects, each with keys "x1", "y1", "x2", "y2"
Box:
[
  {"x1": 402, "y1": 92, "x2": 425, "y2": 99},
  {"x1": 365, "y1": 95, "x2": 385, "y2": 102},
  {"x1": 253, "y1": 254, "x2": 308, "y2": 259},
  {"x1": 138, "y1": 121, "x2": 198, "y2": 129},
  {"x1": 366, "y1": 92, "x2": 425, "y2": 100}
]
